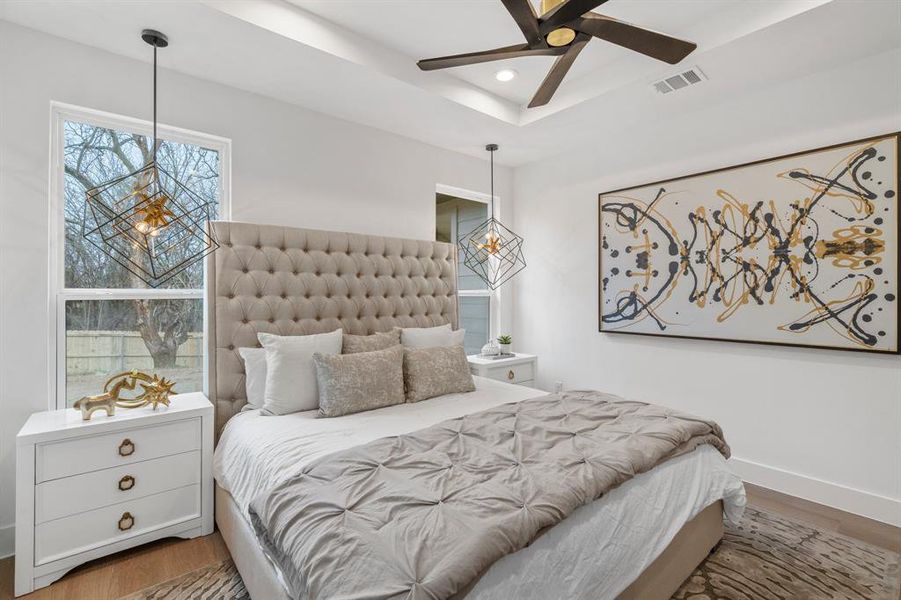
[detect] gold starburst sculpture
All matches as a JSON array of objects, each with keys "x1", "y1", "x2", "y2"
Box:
[
  {"x1": 73, "y1": 370, "x2": 177, "y2": 420},
  {"x1": 138, "y1": 374, "x2": 176, "y2": 410}
]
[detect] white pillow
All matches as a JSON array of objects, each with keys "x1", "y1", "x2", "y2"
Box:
[
  {"x1": 258, "y1": 329, "x2": 343, "y2": 415},
  {"x1": 401, "y1": 324, "x2": 465, "y2": 348},
  {"x1": 238, "y1": 347, "x2": 267, "y2": 410}
]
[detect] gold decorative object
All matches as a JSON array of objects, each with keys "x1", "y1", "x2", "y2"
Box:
[
  {"x1": 73, "y1": 370, "x2": 176, "y2": 421},
  {"x1": 72, "y1": 395, "x2": 118, "y2": 421},
  {"x1": 72, "y1": 374, "x2": 138, "y2": 420},
  {"x1": 118, "y1": 475, "x2": 136, "y2": 491}
]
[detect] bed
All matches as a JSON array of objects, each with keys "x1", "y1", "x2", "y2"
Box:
[{"x1": 206, "y1": 221, "x2": 745, "y2": 600}]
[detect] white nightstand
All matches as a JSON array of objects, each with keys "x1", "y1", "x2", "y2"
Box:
[
  {"x1": 15, "y1": 392, "x2": 214, "y2": 597},
  {"x1": 468, "y1": 353, "x2": 538, "y2": 387}
]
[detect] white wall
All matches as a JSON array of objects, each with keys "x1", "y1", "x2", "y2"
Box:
[
  {"x1": 0, "y1": 21, "x2": 513, "y2": 556},
  {"x1": 513, "y1": 48, "x2": 901, "y2": 526}
]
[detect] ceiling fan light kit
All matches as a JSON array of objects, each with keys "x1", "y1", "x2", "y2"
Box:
[{"x1": 417, "y1": 0, "x2": 697, "y2": 108}]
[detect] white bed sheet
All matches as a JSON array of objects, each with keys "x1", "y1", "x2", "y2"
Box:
[{"x1": 214, "y1": 377, "x2": 746, "y2": 599}]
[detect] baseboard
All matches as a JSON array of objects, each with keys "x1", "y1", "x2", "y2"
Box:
[
  {"x1": 0, "y1": 523, "x2": 13, "y2": 559},
  {"x1": 729, "y1": 457, "x2": 901, "y2": 527}
]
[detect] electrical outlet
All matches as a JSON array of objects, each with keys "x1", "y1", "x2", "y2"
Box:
[{"x1": 554, "y1": 381, "x2": 564, "y2": 393}]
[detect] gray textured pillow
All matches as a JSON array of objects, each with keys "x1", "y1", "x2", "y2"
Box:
[
  {"x1": 342, "y1": 329, "x2": 401, "y2": 354},
  {"x1": 313, "y1": 344, "x2": 405, "y2": 417},
  {"x1": 403, "y1": 345, "x2": 475, "y2": 403}
]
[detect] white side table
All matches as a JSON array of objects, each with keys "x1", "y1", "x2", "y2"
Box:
[
  {"x1": 15, "y1": 392, "x2": 214, "y2": 596},
  {"x1": 468, "y1": 353, "x2": 537, "y2": 387}
]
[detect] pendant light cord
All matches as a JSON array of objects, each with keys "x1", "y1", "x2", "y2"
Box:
[
  {"x1": 488, "y1": 145, "x2": 496, "y2": 219},
  {"x1": 152, "y1": 43, "x2": 158, "y2": 164},
  {"x1": 490, "y1": 148, "x2": 494, "y2": 219}
]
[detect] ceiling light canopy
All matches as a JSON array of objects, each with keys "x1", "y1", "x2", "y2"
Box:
[{"x1": 495, "y1": 68, "x2": 518, "y2": 82}]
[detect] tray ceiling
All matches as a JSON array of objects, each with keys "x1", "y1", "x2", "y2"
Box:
[{"x1": 2, "y1": 0, "x2": 898, "y2": 165}]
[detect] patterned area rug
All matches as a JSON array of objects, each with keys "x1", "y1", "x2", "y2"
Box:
[
  {"x1": 673, "y1": 507, "x2": 900, "y2": 600},
  {"x1": 118, "y1": 559, "x2": 249, "y2": 600},
  {"x1": 120, "y1": 507, "x2": 900, "y2": 600}
]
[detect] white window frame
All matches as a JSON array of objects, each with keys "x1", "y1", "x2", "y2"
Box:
[
  {"x1": 436, "y1": 183, "x2": 501, "y2": 344},
  {"x1": 48, "y1": 102, "x2": 232, "y2": 410}
]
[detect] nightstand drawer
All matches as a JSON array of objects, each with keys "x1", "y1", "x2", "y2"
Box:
[
  {"x1": 34, "y1": 484, "x2": 200, "y2": 566},
  {"x1": 35, "y1": 451, "x2": 200, "y2": 523},
  {"x1": 481, "y1": 362, "x2": 535, "y2": 384},
  {"x1": 35, "y1": 418, "x2": 200, "y2": 483}
]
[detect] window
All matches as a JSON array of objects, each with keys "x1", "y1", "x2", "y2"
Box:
[
  {"x1": 436, "y1": 190, "x2": 497, "y2": 355},
  {"x1": 50, "y1": 104, "x2": 230, "y2": 408}
]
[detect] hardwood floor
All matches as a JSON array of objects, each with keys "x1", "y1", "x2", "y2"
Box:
[
  {"x1": 1, "y1": 484, "x2": 898, "y2": 600},
  {"x1": 744, "y1": 483, "x2": 901, "y2": 554},
  {"x1": 0, "y1": 533, "x2": 230, "y2": 600}
]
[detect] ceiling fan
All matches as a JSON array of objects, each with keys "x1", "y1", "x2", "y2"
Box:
[{"x1": 417, "y1": 0, "x2": 697, "y2": 108}]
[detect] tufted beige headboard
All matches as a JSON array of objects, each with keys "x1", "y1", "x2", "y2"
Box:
[{"x1": 205, "y1": 221, "x2": 459, "y2": 436}]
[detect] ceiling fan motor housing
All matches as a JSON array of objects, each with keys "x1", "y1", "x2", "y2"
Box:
[{"x1": 540, "y1": 0, "x2": 576, "y2": 46}]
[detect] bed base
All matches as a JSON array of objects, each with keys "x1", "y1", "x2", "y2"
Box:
[
  {"x1": 618, "y1": 499, "x2": 723, "y2": 599},
  {"x1": 216, "y1": 485, "x2": 290, "y2": 600},
  {"x1": 215, "y1": 484, "x2": 722, "y2": 600}
]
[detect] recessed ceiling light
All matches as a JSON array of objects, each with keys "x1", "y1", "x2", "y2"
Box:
[{"x1": 495, "y1": 69, "x2": 517, "y2": 82}]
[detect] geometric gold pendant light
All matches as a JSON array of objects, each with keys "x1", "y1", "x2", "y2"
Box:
[
  {"x1": 458, "y1": 144, "x2": 526, "y2": 290},
  {"x1": 82, "y1": 29, "x2": 219, "y2": 288}
]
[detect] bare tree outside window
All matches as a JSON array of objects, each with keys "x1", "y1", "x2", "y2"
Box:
[{"x1": 62, "y1": 120, "x2": 220, "y2": 404}]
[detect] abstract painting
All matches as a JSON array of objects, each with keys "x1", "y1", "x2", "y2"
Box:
[{"x1": 599, "y1": 133, "x2": 899, "y2": 353}]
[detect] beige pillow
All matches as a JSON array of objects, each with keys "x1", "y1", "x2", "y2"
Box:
[
  {"x1": 342, "y1": 329, "x2": 401, "y2": 354},
  {"x1": 403, "y1": 345, "x2": 475, "y2": 403},
  {"x1": 313, "y1": 344, "x2": 405, "y2": 417}
]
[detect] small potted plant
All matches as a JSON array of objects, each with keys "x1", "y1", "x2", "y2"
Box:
[{"x1": 497, "y1": 335, "x2": 512, "y2": 355}]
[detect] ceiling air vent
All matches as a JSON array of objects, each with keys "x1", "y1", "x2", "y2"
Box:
[{"x1": 651, "y1": 66, "x2": 707, "y2": 95}]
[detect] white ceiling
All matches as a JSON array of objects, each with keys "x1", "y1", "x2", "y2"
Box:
[
  {"x1": 287, "y1": 0, "x2": 745, "y2": 107},
  {"x1": 1, "y1": 0, "x2": 899, "y2": 166}
]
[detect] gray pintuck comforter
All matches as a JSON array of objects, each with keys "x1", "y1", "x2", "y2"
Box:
[{"x1": 248, "y1": 391, "x2": 731, "y2": 600}]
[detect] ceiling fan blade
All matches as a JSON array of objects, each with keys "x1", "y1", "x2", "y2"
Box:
[
  {"x1": 539, "y1": 0, "x2": 610, "y2": 33},
  {"x1": 500, "y1": 0, "x2": 543, "y2": 47},
  {"x1": 528, "y1": 33, "x2": 590, "y2": 108},
  {"x1": 417, "y1": 43, "x2": 565, "y2": 71},
  {"x1": 575, "y1": 13, "x2": 696, "y2": 64}
]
